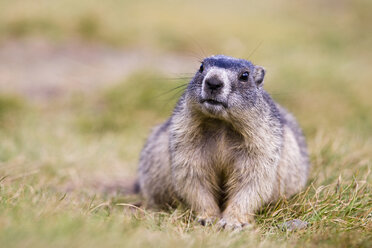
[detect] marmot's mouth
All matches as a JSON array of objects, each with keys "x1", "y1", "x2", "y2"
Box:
[{"x1": 201, "y1": 99, "x2": 228, "y2": 108}]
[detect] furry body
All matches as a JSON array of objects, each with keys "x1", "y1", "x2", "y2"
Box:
[{"x1": 138, "y1": 55, "x2": 310, "y2": 229}]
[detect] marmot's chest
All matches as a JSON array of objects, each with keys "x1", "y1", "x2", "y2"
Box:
[{"x1": 196, "y1": 127, "x2": 246, "y2": 166}]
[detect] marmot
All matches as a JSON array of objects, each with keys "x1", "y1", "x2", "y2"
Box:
[{"x1": 138, "y1": 55, "x2": 310, "y2": 230}]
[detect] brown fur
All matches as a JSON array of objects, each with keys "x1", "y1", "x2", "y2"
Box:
[{"x1": 138, "y1": 55, "x2": 310, "y2": 230}]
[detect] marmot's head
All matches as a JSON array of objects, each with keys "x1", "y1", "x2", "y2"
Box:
[{"x1": 186, "y1": 55, "x2": 266, "y2": 119}]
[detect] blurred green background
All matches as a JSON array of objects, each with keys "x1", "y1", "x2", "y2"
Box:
[
  {"x1": 0, "y1": 0, "x2": 371, "y2": 247},
  {"x1": 1, "y1": 0, "x2": 371, "y2": 134}
]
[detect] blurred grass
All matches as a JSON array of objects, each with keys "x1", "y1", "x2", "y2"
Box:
[
  {"x1": 0, "y1": 0, "x2": 371, "y2": 247},
  {"x1": 0, "y1": 95, "x2": 25, "y2": 130},
  {"x1": 76, "y1": 71, "x2": 185, "y2": 133},
  {"x1": 0, "y1": 0, "x2": 370, "y2": 54}
]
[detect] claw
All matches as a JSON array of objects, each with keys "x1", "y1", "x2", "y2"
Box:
[
  {"x1": 197, "y1": 216, "x2": 217, "y2": 226},
  {"x1": 218, "y1": 218, "x2": 253, "y2": 231}
]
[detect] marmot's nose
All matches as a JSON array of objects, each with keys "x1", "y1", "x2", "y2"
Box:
[{"x1": 205, "y1": 77, "x2": 224, "y2": 91}]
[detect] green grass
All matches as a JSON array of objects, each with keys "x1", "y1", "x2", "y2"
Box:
[
  {"x1": 0, "y1": 0, "x2": 372, "y2": 247},
  {"x1": 0, "y1": 74, "x2": 370, "y2": 247}
]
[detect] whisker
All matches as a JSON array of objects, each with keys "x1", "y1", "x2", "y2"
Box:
[
  {"x1": 160, "y1": 77, "x2": 193, "y2": 81},
  {"x1": 190, "y1": 38, "x2": 208, "y2": 59},
  {"x1": 178, "y1": 49, "x2": 205, "y2": 62},
  {"x1": 154, "y1": 83, "x2": 188, "y2": 98},
  {"x1": 247, "y1": 41, "x2": 263, "y2": 60},
  {"x1": 158, "y1": 85, "x2": 188, "y2": 110},
  {"x1": 164, "y1": 86, "x2": 187, "y2": 102}
]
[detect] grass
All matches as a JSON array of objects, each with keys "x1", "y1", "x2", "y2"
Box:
[
  {"x1": 0, "y1": 0, "x2": 372, "y2": 247},
  {"x1": 76, "y1": 71, "x2": 184, "y2": 133},
  {"x1": 0, "y1": 76, "x2": 370, "y2": 247}
]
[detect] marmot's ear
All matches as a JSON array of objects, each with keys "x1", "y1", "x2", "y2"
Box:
[{"x1": 253, "y1": 66, "x2": 266, "y2": 86}]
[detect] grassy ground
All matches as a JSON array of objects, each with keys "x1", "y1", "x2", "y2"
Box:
[{"x1": 0, "y1": 0, "x2": 371, "y2": 247}]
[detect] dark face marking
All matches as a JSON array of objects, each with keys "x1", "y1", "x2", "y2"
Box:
[{"x1": 203, "y1": 55, "x2": 254, "y2": 70}]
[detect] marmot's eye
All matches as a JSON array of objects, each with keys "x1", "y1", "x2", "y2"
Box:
[
  {"x1": 239, "y1": 71, "x2": 249, "y2": 81},
  {"x1": 199, "y1": 63, "x2": 204, "y2": 73}
]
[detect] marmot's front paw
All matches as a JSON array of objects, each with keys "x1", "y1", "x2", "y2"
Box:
[
  {"x1": 218, "y1": 218, "x2": 253, "y2": 231},
  {"x1": 197, "y1": 216, "x2": 218, "y2": 226}
]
